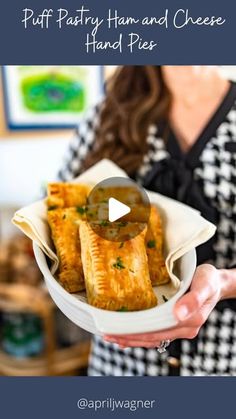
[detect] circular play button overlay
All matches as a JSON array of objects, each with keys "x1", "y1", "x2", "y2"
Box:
[{"x1": 85, "y1": 177, "x2": 150, "y2": 242}]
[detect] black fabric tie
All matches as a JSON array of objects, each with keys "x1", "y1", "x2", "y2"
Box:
[{"x1": 143, "y1": 158, "x2": 218, "y2": 264}]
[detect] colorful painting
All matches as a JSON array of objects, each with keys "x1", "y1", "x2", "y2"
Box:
[{"x1": 2, "y1": 66, "x2": 103, "y2": 129}]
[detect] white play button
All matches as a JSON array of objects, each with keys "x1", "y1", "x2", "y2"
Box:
[
  {"x1": 86, "y1": 177, "x2": 150, "y2": 241},
  {"x1": 108, "y1": 197, "x2": 131, "y2": 222}
]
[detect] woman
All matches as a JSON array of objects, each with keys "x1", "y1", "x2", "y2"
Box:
[{"x1": 59, "y1": 66, "x2": 236, "y2": 376}]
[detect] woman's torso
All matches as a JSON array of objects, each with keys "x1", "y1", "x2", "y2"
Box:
[{"x1": 59, "y1": 81, "x2": 236, "y2": 376}]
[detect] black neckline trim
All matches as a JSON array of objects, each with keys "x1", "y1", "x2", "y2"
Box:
[{"x1": 166, "y1": 81, "x2": 236, "y2": 169}]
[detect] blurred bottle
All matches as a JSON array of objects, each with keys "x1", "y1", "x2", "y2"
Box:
[{"x1": 1, "y1": 312, "x2": 44, "y2": 357}]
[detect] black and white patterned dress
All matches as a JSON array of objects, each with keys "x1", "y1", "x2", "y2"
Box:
[{"x1": 59, "y1": 82, "x2": 236, "y2": 376}]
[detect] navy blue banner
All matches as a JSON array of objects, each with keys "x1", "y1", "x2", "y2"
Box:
[
  {"x1": 0, "y1": 377, "x2": 235, "y2": 418},
  {"x1": 0, "y1": 0, "x2": 235, "y2": 64}
]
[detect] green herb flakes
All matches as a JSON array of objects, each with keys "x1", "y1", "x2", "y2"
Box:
[
  {"x1": 76, "y1": 206, "x2": 87, "y2": 215},
  {"x1": 112, "y1": 257, "x2": 125, "y2": 270},
  {"x1": 147, "y1": 240, "x2": 156, "y2": 249},
  {"x1": 100, "y1": 220, "x2": 109, "y2": 227},
  {"x1": 117, "y1": 307, "x2": 128, "y2": 312},
  {"x1": 117, "y1": 221, "x2": 128, "y2": 227},
  {"x1": 48, "y1": 205, "x2": 58, "y2": 211}
]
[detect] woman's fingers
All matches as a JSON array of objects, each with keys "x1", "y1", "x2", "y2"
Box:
[
  {"x1": 104, "y1": 336, "x2": 162, "y2": 348},
  {"x1": 118, "y1": 341, "x2": 162, "y2": 349},
  {"x1": 104, "y1": 326, "x2": 199, "y2": 346},
  {"x1": 174, "y1": 264, "x2": 219, "y2": 322},
  {"x1": 103, "y1": 265, "x2": 222, "y2": 349}
]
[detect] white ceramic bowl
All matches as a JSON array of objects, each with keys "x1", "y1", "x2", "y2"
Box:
[{"x1": 33, "y1": 242, "x2": 196, "y2": 335}]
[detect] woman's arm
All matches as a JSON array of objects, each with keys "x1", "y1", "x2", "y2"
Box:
[{"x1": 104, "y1": 264, "x2": 236, "y2": 348}]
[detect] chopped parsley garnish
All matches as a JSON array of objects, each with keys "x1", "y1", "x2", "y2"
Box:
[
  {"x1": 117, "y1": 221, "x2": 128, "y2": 227},
  {"x1": 48, "y1": 205, "x2": 58, "y2": 211},
  {"x1": 119, "y1": 242, "x2": 124, "y2": 248},
  {"x1": 62, "y1": 214, "x2": 66, "y2": 220},
  {"x1": 129, "y1": 269, "x2": 135, "y2": 273},
  {"x1": 112, "y1": 257, "x2": 125, "y2": 270},
  {"x1": 117, "y1": 307, "x2": 128, "y2": 312},
  {"x1": 147, "y1": 240, "x2": 156, "y2": 249},
  {"x1": 100, "y1": 220, "x2": 109, "y2": 227},
  {"x1": 162, "y1": 295, "x2": 168, "y2": 302},
  {"x1": 76, "y1": 206, "x2": 87, "y2": 215}
]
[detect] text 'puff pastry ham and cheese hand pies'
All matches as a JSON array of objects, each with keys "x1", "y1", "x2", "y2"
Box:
[
  {"x1": 146, "y1": 206, "x2": 170, "y2": 286},
  {"x1": 47, "y1": 183, "x2": 91, "y2": 209},
  {"x1": 79, "y1": 221, "x2": 157, "y2": 311},
  {"x1": 47, "y1": 208, "x2": 86, "y2": 293}
]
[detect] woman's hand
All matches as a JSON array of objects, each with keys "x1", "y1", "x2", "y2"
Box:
[{"x1": 104, "y1": 264, "x2": 224, "y2": 348}]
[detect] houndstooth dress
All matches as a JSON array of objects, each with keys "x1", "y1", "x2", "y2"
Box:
[{"x1": 59, "y1": 82, "x2": 236, "y2": 376}]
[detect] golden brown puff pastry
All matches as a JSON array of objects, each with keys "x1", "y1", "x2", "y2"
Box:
[
  {"x1": 87, "y1": 186, "x2": 142, "y2": 205},
  {"x1": 47, "y1": 183, "x2": 91, "y2": 209},
  {"x1": 146, "y1": 206, "x2": 170, "y2": 286},
  {"x1": 47, "y1": 208, "x2": 86, "y2": 293},
  {"x1": 79, "y1": 221, "x2": 157, "y2": 311}
]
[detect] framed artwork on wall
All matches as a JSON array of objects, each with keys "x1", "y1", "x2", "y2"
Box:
[{"x1": 2, "y1": 66, "x2": 104, "y2": 130}]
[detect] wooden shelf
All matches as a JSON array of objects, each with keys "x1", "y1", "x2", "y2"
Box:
[
  {"x1": 0, "y1": 341, "x2": 91, "y2": 376},
  {"x1": 0, "y1": 283, "x2": 91, "y2": 376}
]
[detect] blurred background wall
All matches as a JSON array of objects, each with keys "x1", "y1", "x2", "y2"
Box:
[
  {"x1": 0, "y1": 66, "x2": 116, "y2": 238},
  {"x1": 0, "y1": 66, "x2": 116, "y2": 375}
]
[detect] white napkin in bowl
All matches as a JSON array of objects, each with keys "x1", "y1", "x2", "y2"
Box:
[{"x1": 12, "y1": 159, "x2": 216, "y2": 289}]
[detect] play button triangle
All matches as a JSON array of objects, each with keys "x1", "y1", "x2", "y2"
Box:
[{"x1": 108, "y1": 197, "x2": 131, "y2": 222}]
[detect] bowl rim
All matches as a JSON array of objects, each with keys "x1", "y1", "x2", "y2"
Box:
[{"x1": 33, "y1": 242, "x2": 196, "y2": 323}]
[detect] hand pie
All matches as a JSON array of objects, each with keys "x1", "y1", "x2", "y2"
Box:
[
  {"x1": 47, "y1": 183, "x2": 91, "y2": 209},
  {"x1": 146, "y1": 206, "x2": 170, "y2": 286},
  {"x1": 79, "y1": 221, "x2": 157, "y2": 311},
  {"x1": 47, "y1": 208, "x2": 85, "y2": 292}
]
